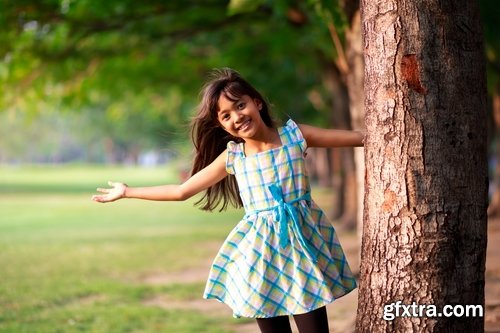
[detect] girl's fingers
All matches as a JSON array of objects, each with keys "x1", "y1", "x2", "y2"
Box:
[
  {"x1": 92, "y1": 181, "x2": 124, "y2": 203},
  {"x1": 92, "y1": 194, "x2": 111, "y2": 202},
  {"x1": 92, "y1": 195, "x2": 103, "y2": 202}
]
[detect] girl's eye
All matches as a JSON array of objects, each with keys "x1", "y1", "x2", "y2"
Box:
[
  {"x1": 221, "y1": 114, "x2": 230, "y2": 121},
  {"x1": 237, "y1": 103, "x2": 245, "y2": 110}
]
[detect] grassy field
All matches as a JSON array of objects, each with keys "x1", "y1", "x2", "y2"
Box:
[{"x1": 0, "y1": 165, "x2": 247, "y2": 333}]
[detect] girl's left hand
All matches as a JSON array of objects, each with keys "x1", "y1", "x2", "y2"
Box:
[{"x1": 92, "y1": 181, "x2": 127, "y2": 203}]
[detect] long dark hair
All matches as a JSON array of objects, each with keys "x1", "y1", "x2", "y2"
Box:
[{"x1": 190, "y1": 68, "x2": 275, "y2": 211}]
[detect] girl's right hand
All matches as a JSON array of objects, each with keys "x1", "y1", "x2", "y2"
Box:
[{"x1": 92, "y1": 181, "x2": 127, "y2": 203}]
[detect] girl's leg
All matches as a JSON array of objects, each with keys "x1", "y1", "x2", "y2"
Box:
[
  {"x1": 256, "y1": 315, "x2": 293, "y2": 333},
  {"x1": 293, "y1": 306, "x2": 330, "y2": 333}
]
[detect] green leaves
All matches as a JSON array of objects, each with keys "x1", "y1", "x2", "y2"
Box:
[
  {"x1": 0, "y1": 0, "x2": 351, "y2": 162},
  {"x1": 227, "y1": 0, "x2": 264, "y2": 15},
  {"x1": 479, "y1": 0, "x2": 500, "y2": 93}
]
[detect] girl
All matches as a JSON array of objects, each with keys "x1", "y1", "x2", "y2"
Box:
[{"x1": 92, "y1": 68, "x2": 364, "y2": 333}]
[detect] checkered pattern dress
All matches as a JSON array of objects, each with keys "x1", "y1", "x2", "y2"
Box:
[{"x1": 203, "y1": 119, "x2": 356, "y2": 318}]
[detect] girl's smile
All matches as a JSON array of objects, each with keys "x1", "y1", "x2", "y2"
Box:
[
  {"x1": 216, "y1": 93, "x2": 282, "y2": 156},
  {"x1": 217, "y1": 94, "x2": 264, "y2": 139},
  {"x1": 236, "y1": 118, "x2": 251, "y2": 132}
]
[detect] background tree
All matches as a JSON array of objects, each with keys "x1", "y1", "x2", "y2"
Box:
[
  {"x1": 356, "y1": 0, "x2": 488, "y2": 332},
  {"x1": 480, "y1": 0, "x2": 500, "y2": 216}
]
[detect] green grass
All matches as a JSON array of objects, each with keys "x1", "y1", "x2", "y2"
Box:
[
  {"x1": 0, "y1": 165, "x2": 247, "y2": 333},
  {"x1": 0, "y1": 165, "x2": 179, "y2": 193}
]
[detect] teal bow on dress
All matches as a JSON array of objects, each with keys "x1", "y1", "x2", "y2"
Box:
[{"x1": 247, "y1": 184, "x2": 318, "y2": 262}]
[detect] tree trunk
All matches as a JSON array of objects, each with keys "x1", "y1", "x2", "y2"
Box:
[
  {"x1": 330, "y1": 147, "x2": 345, "y2": 220},
  {"x1": 356, "y1": 0, "x2": 488, "y2": 332},
  {"x1": 324, "y1": 60, "x2": 358, "y2": 228},
  {"x1": 314, "y1": 148, "x2": 332, "y2": 187},
  {"x1": 345, "y1": 9, "x2": 366, "y2": 237}
]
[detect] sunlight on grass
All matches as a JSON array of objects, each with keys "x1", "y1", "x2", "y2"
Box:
[
  {"x1": 0, "y1": 165, "x2": 342, "y2": 333},
  {"x1": 0, "y1": 165, "x2": 243, "y2": 333},
  {"x1": 0, "y1": 165, "x2": 179, "y2": 193}
]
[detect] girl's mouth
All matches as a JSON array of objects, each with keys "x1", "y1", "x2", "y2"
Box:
[{"x1": 237, "y1": 119, "x2": 251, "y2": 131}]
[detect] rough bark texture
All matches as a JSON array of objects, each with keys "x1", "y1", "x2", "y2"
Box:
[{"x1": 356, "y1": 0, "x2": 488, "y2": 332}]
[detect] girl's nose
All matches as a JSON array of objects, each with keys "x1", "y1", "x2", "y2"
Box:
[{"x1": 234, "y1": 112, "x2": 244, "y2": 122}]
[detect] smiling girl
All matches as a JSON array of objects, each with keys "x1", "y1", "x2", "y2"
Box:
[{"x1": 93, "y1": 68, "x2": 364, "y2": 333}]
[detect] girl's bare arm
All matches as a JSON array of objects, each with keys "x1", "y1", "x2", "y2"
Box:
[
  {"x1": 298, "y1": 123, "x2": 364, "y2": 148},
  {"x1": 92, "y1": 150, "x2": 228, "y2": 203}
]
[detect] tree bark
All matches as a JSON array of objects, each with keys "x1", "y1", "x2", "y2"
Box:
[{"x1": 356, "y1": 0, "x2": 488, "y2": 332}]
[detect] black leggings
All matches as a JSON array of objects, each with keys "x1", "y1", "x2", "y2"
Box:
[{"x1": 255, "y1": 306, "x2": 329, "y2": 333}]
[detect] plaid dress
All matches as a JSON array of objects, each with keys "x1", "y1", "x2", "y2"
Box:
[{"x1": 203, "y1": 119, "x2": 356, "y2": 318}]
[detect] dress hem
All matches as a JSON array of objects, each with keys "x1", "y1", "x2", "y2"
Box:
[{"x1": 203, "y1": 285, "x2": 357, "y2": 319}]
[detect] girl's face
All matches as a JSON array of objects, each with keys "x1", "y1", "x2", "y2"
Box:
[{"x1": 216, "y1": 94, "x2": 264, "y2": 139}]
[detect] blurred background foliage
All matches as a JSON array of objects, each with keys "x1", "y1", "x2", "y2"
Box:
[
  {"x1": 0, "y1": 0, "x2": 498, "y2": 165},
  {"x1": 0, "y1": 0, "x2": 348, "y2": 163}
]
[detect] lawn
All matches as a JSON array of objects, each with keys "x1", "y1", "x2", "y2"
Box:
[{"x1": 0, "y1": 165, "x2": 247, "y2": 333}]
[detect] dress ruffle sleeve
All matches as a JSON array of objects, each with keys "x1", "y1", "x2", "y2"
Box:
[{"x1": 284, "y1": 119, "x2": 307, "y2": 152}]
